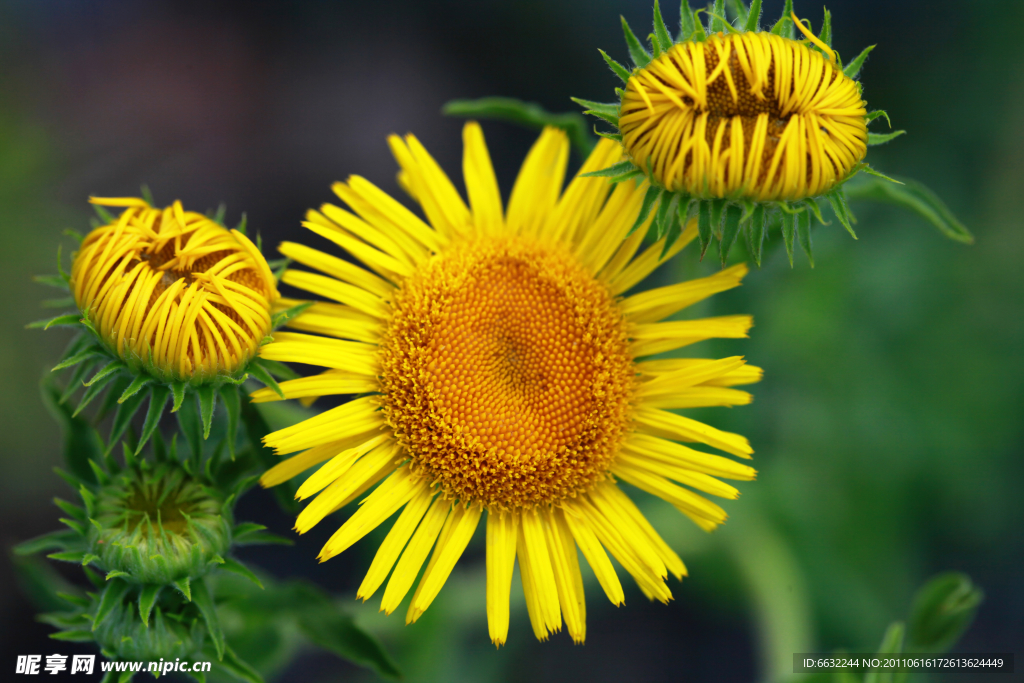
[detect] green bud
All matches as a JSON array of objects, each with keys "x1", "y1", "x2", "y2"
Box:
[{"x1": 907, "y1": 572, "x2": 983, "y2": 653}]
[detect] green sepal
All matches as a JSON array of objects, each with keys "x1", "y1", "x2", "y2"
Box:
[
  {"x1": 867, "y1": 110, "x2": 892, "y2": 126},
  {"x1": 42, "y1": 378, "x2": 101, "y2": 485},
  {"x1": 80, "y1": 483, "x2": 97, "y2": 518},
  {"x1": 95, "y1": 375, "x2": 129, "y2": 423},
  {"x1": 720, "y1": 204, "x2": 742, "y2": 266},
  {"x1": 46, "y1": 550, "x2": 87, "y2": 563},
  {"x1": 42, "y1": 296, "x2": 77, "y2": 309},
  {"x1": 27, "y1": 313, "x2": 81, "y2": 330},
  {"x1": 60, "y1": 359, "x2": 95, "y2": 404},
  {"x1": 173, "y1": 576, "x2": 192, "y2": 602},
  {"x1": 442, "y1": 97, "x2": 594, "y2": 156},
  {"x1": 258, "y1": 359, "x2": 300, "y2": 381},
  {"x1": 844, "y1": 45, "x2": 875, "y2": 79},
  {"x1": 631, "y1": 185, "x2": 663, "y2": 237},
  {"x1": 906, "y1": 573, "x2": 983, "y2": 653},
  {"x1": 599, "y1": 49, "x2": 632, "y2": 83},
  {"x1": 652, "y1": 191, "x2": 678, "y2": 240},
  {"x1": 770, "y1": 0, "x2": 795, "y2": 38},
  {"x1": 679, "y1": 0, "x2": 696, "y2": 40},
  {"x1": 744, "y1": 0, "x2": 763, "y2": 32},
  {"x1": 60, "y1": 517, "x2": 87, "y2": 535},
  {"x1": 697, "y1": 200, "x2": 713, "y2": 257},
  {"x1": 270, "y1": 301, "x2": 314, "y2": 331},
  {"x1": 233, "y1": 523, "x2": 293, "y2": 546},
  {"x1": 621, "y1": 16, "x2": 651, "y2": 67},
  {"x1": 781, "y1": 211, "x2": 796, "y2": 266},
  {"x1": 844, "y1": 174, "x2": 973, "y2": 243},
  {"x1": 92, "y1": 203, "x2": 116, "y2": 224},
  {"x1": 709, "y1": 0, "x2": 727, "y2": 33},
  {"x1": 726, "y1": 0, "x2": 748, "y2": 26},
  {"x1": 595, "y1": 130, "x2": 624, "y2": 144},
  {"x1": 106, "y1": 388, "x2": 149, "y2": 454},
  {"x1": 176, "y1": 395, "x2": 204, "y2": 468},
  {"x1": 247, "y1": 361, "x2": 283, "y2": 399},
  {"x1": 570, "y1": 97, "x2": 619, "y2": 127},
  {"x1": 580, "y1": 160, "x2": 636, "y2": 179},
  {"x1": 87, "y1": 459, "x2": 110, "y2": 486},
  {"x1": 220, "y1": 557, "x2": 264, "y2": 589},
  {"x1": 209, "y1": 645, "x2": 263, "y2": 683},
  {"x1": 653, "y1": 1, "x2": 673, "y2": 55},
  {"x1": 85, "y1": 360, "x2": 124, "y2": 387},
  {"x1": 33, "y1": 274, "x2": 71, "y2": 290},
  {"x1": 826, "y1": 189, "x2": 857, "y2": 238},
  {"x1": 710, "y1": 198, "x2": 727, "y2": 239},
  {"x1": 198, "y1": 384, "x2": 216, "y2": 440},
  {"x1": 191, "y1": 578, "x2": 224, "y2": 660},
  {"x1": 136, "y1": 386, "x2": 169, "y2": 455},
  {"x1": 219, "y1": 385, "x2": 241, "y2": 459},
  {"x1": 867, "y1": 130, "x2": 906, "y2": 146},
  {"x1": 14, "y1": 529, "x2": 81, "y2": 556},
  {"x1": 53, "y1": 347, "x2": 104, "y2": 372},
  {"x1": 797, "y1": 209, "x2": 814, "y2": 267},
  {"x1": 93, "y1": 578, "x2": 131, "y2": 630},
  {"x1": 136, "y1": 585, "x2": 161, "y2": 626},
  {"x1": 50, "y1": 630, "x2": 95, "y2": 642},
  {"x1": 105, "y1": 570, "x2": 130, "y2": 580},
  {"x1": 170, "y1": 382, "x2": 187, "y2": 412},
  {"x1": 117, "y1": 375, "x2": 150, "y2": 403},
  {"x1": 54, "y1": 497, "x2": 86, "y2": 521},
  {"x1": 746, "y1": 205, "x2": 766, "y2": 266},
  {"x1": 819, "y1": 7, "x2": 832, "y2": 47}
]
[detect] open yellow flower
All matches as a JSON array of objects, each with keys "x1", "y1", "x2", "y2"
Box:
[{"x1": 256, "y1": 122, "x2": 760, "y2": 645}]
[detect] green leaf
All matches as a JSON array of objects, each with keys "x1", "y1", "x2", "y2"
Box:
[
  {"x1": 697, "y1": 200, "x2": 713, "y2": 257},
  {"x1": 198, "y1": 384, "x2": 216, "y2": 440},
  {"x1": 797, "y1": 208, "x2": 814, "y2": 267},
  {"x1": 781, "y1": 211, "x2": 796, "y2": 266},
  {"x1": 53, "y1": 347, "x2": 104, "y2": 372},
  {"x1": 710, "y1": 198, "x2": 727, "y2": 239},
  {"x1": 26, "y1": 313, "x2": 81, "y2": 330},
  {"x1": 570, "y1": 98, "x2": 619, "y2": 127},
  {"x1": 844, "y1": 44, "x2": 875, "y2": 79},
  {"x1": 54, "y1": 497, "x2": 86, "y2": 521},
  {"x1": 726, "y1": 0, "x2": 748, "y2": 26},
  {"x1": 770, "y1": 0, "x2": 795, "y2": 38},
  {"x1": 117, "y1": 374, "x2": 150, "y2": 403},
  {"x1": 820, "y1": 7, "x2": 832, "y2": 47},
  {"x1": 442, "y1": 97, "x2": 595, "y2": 156},
  {"x1": 826, "y1": 189, "x2": 857, "y2": 238},
  {"x1": 33, "y1": 273, "x2": 71, "y2": 290},
  {"x1": 257, "y1": 359, "x2": 300, "y2": 381},
  {"x1": 136, "y1": 386, "x2": 169, "y2": 455},
  {"x1": 292, "y1": 586, "x2": 400, "y2": 680},
  {"x1": 192, "y1": 578, "x2": 224, "y2": 660},
  {"x1": 219, "y1": 557, "x2": 264, "y2": 588},
  {"x1": 844, "y1": 174, "x2": 973, "y2": 243},
  {"x1": 599, "y1": 49, "x2": 632, "y2": 83},
  {"x1": 621, "y1": 16, "x2": 651, "y2": 67},
  {"x1": 865, "y1": 622, "x2": 904, "y2": 683},
  {"x1": 210, "y1": 645, "x2": 263, "y2": 683},
  {"x1": 240, "y1": 399, "x2": 300, "y2": 512},
  {"x1": 41, "y1": 378, "x2": 101, "y2": 485},
  {"x1": 580, "y1": 160, "x2": 636, "y2": 179},
  {"x1": 630, "y1": 184, "x2": 663, "y2": 237},
  {"x1": 50, "y1": 630, "x2": 95, "y2": 642},
  {"x1": 679, "y1": 0, "x2": 696, "y2": 40},
  {"x1": 653, "y1": 191, "x2": 678, "y2": 240},
  {"x1": 746, "y1": 205, "x2": 766, "y2": 266},
  {"x1": 653, "y1": 1, "x2": 673, "y2": 54},
  {"x1": 93, "y1": 578, "x2": 131, "y2": 630},
  {"x1": 906, "y1": 573, "x2": 983, "y2": 653},
  {"x1": 174, "y1": 576, "x2": 192, "y2": 602},
  {"x1": 709, "y1": 0, "x2": 727, "y2": 33},
  {"x1": 867, "y1": 110, "x2": 892, "y2": 126},
  {"x1": 14, "y1": 529, "x2": 81, "y2": 556},
  {"x1": 720, "y1": 204, "x2": 742, "y2": 265},
  {"x1": 138, "y1": 584, "x2": 162, "y2": 627},
  {"x1": 107, "y1": 387, "x2": 149, "y2": 454},
  {"x1": 59, "y1": 359, "x2": 95, "y2": 404},
  {"x1": 176, "y1": 396, "x2": 204, "y2": 470},
  {"x1": 84, "y1": 360, "x2": 124, "y2": 387},
  {"x1": 246, "y1": 361, "x2": 283, "y2": 399},
  {"x1": 867, "y1": 130, "x2": 906, "y2": 146},
  {"x1": 219, "y1": 385, "x2": 241, "y2": 459},
  {"x1": 745, "y1": 0, "x2": 763, "y2": 32},
  {"x1": 270, "y1": 301, "x2": 313, "y2": 331},
  {"x1": 171, "y1": 382, "x2": 187, "y2": 412}
]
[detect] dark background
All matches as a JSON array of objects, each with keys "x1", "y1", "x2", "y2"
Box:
[{"x1": 2, "y1": 1, "x2": 1022, "y2": 681}]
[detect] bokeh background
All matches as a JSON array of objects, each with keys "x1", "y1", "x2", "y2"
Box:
[{"x1": 2, "y1": 1, "x2": 1021, "y2": 681}]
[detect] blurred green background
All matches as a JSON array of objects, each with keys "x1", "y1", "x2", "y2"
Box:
[{"x1": 1, "y1": 1, "x2": 1021, "y2": 681}]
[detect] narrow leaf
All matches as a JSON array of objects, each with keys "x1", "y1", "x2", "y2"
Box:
[
  {"x1": 247, "y1": 361, "x2": 283, "y2": 399},
  {"x1": 745, "y1": 0, "x2": 763, "y2": 32},
  {"x1": 630, "y1": 184, "x2": 663, "y2": 237},
  {"x1": 698, "y1": 200, "x2": 713, "y2": 258},
  {"x1": 907, "y1": 573, "x2": 983, "y2": 653},
  {"x1": 844, "y1": 44, "x2": 875, "y2": 79},
  {"x1": 726, "y1": 0, "x2": 748, "y2": 26},
  {"x1": 867, "y1": 110, "x2": 892, "y2": 126},
  {"x1": 580, "y1": 160, "x2": 637, "y2": 179},
  {"x1": 93, "y1": 579, "x2": 130, "y2": 630},
  {"x1": 171, "y1": 382, "x2": 187, "y2": 412},
  {"x1": 219, "y1": 385, "x2": 241, "y2": 459},
  {"x1": 117, "y1": 374, "x2": 150, "y2": 403},
  {"x1": 797, "y1": 209, "x2": 814, "y2": 267},
  {"x1": 599, "y1": 49, "x2": 632, "y2": 83},
  {"x1": 781, "y1": 212, "x2": 796, "y2": 266},
  {"x1": 621, "y1": 16, "x2": 651, "y2": 67},
  {"x1": 174, "y1": 576, "x2": 192, "y2": 602},
  {"x1": 107, "y1": 387, "x2": 149, "y2": 454},
  {"x1": 26, "y1": 313, "x2": 81, "y2": 330},
  {"x1": 220, "y1": 557, "x2": 264, "y2": 589},
  {"x1": 210, "y1": 645, "x2": 263, "y2": 683},
  {"x1": 139, "y1": 584, "x2": 162, "y2": 627},
  {"x1": 442, "y1": 97, "x2": 595, "y2": 156},
  {"x1": 820, "y1": 7, "x2": 832, "y2": 47},
  {"x1": 176, "y1": 396, "x2": 204, "y2": 469},
  {"x1": 53, "y1": 348, "x2": 103, "y2": 372},
  {"x1": 844, "y1": 174, "x2": 973, "y2": 243},
  {"x1": 198, "y1": 384, "x2": 216, "y2": 440},
  {"x1": 136, "y1": 386, "x2": 169, "y2": 455},
  {"x1": 653, "y1": 1, "x2": 673, "y2": 53},
  {"x1": 710, "y1": 0, "x2": 727, "y2": 33},
  {"x1": 14, "y1": 530, "x2": 81, "y2": 556},
  {"x1": 826, "y1": 189, "x2": 857, "y2": 238},
  {"x1": 192, "y1": 579, "x2": 224, "y2": 660},
  {"x1": 867, "y1": 130, "x2": 906, "y2": 146},
  {"x1": 746, "y1": 205, "x2": 766, "y2": 266},
  {"x1": 720, "y1": 204, "x2": 742, "y2": 265}
]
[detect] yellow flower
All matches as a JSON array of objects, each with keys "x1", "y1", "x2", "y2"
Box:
[
  {"x1": 71, "y1": 197, "x2": 279, "y2": 384},
  {"x1": 256, "y1": 122, "x2": 760, "y2": 645},
  {"x1": 620, "y1": 28, "x2": 866, "y2": 201}
]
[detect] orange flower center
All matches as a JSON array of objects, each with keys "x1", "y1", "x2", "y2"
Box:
[{"x1": 380, "y1": 236, "x2": 634, "y2": 509}]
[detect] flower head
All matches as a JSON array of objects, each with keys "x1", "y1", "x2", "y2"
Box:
[
  {"x1": 576, "y1": 0, "x2": 898, "y2": 265},
  {"x1": 71, "y1": 197, "x2": 278, "y2": 384},
  {"x1": 257, "y1": 121, "x2": 760, "y2": 645}
]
